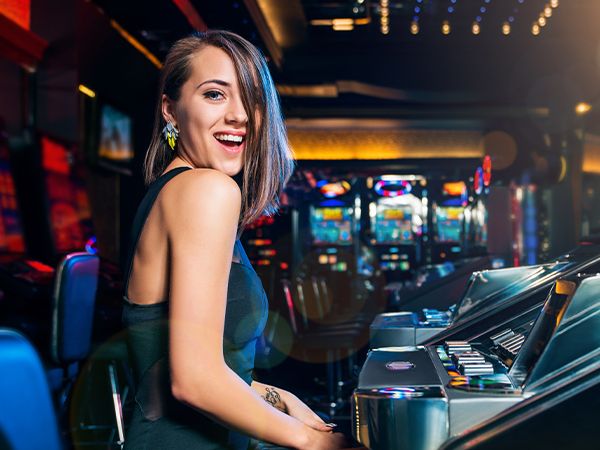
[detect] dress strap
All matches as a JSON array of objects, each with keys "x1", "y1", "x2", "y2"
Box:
[{"x1": 123, "y1": 167, "x2": 192, "y2": 296}]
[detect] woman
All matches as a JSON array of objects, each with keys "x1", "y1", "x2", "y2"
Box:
[{"x1": 122, "y1": 30, "x2": 348, "y2": 450}]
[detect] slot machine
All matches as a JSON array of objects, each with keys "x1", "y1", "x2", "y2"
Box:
[
  {"x1": 296, "y1": 178, "x2": 360, "y2": 319},
  {"x1": 432, "y1": 181, "x2": 468, "y2": 263},
  {"x1": 366, "y1": 175, "x2": 425, "y2": 283},
  {"x1": 242, "y1": 210, "x2": 292, "y2": 304},
  {"x1": 0, "y1": 133, "x2": 55, "y2": 303},
  {"x1": 352, "y1": 243, "x2": 600, "y2": 450},
  {"x1": 308, "y1": 179, "x2": 357, "y2": 275}
]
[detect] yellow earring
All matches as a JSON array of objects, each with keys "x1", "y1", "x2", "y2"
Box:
[{"x1": 162, "y1": 122, "x2": 179, "y2": 151}]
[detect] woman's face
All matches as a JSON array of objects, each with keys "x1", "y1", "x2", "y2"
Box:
[{"x1": 164, "y1": 45, "x2": 248, "y2": 176}]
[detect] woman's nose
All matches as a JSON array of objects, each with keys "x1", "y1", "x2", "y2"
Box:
[{"x1": 225, "y1": 98, "x2": 247, "y2": 125}]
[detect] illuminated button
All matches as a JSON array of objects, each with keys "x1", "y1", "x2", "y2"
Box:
[
  {"x1": 459, "y1": 362, "x2": 494, "y2": 376},
  {"x1": 490, "y1": 328, "x2": 515, "y2": 346},
  {"x1": 452, "y1": 351, "x2": 485, "y2": 366},
  {"x1": 445, "y1": 340, "x2": 472, "y2": 354}
]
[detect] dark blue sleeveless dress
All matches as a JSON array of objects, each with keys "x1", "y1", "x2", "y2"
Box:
[{"x1": 122, "y1": 167, "x2": 269, "y2": 449}]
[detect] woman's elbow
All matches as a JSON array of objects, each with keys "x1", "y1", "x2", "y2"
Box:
[
  {"x1": 170, "y1": 370, "x2": 222, "y2": 410},
  {"x1": 171, "y1": 380, "x2": 192, "y2": 404}
]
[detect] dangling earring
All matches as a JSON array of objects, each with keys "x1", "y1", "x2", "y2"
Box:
[{"x1": 162, "y1": 122, "x2": 179, "y2": 151}]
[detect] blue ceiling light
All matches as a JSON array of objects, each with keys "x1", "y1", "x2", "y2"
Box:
[
  {"x1": 414, "y1": 6, "x2": 421, "y2": 13},
  {"x1": 480, "y1": 7, "x2": 486, "y2": 13},
  {"x1": 448, "y1": 6, "x2": 454, "y2": 13}
]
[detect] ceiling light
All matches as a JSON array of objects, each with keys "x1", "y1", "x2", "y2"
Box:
[
  {"x1": 442, "y1": 20, "x2": 451, "y2": 35},
  {"x1": 538, "y1": 16, "x2": 546, "y2": 27},
  {"x1": 550, "y1": 0, "x2": 559, "y2": 7},
  {"x1": 472, "y1": 22, "x2": 480, "y2": 35},
  {"x1": 78, "y1": 84, "x2": 96, "y2": 98},
  {"x1": 502, "y1": 22, "x2": 511, "y2": 35},
  {"x1": 410, "y1": 20, "x2": 419, "y2": 35},
  {"x1": 544, "y1": 6, "x2": 553, "y2": 17},
  {"x1": 532, "y1": 23, "x2": 540, "y2": 35},
  {"x1": 575, "y1": 102, "x2": 592, "y2": 115},
  {"x1": 333, "y1": 18, "x2": 353, "y2": 26},
  {"x1": 333, "y1": 23, "x2": 354, "y2": 31}
]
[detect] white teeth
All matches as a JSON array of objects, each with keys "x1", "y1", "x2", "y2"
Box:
[{"x1": 215, "y1": 134, "x2": 244, "y2": 143}]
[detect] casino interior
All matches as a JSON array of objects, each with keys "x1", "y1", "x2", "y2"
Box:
[{"x1": 1, "y1": 0, "x2": 599, "y2": 449}]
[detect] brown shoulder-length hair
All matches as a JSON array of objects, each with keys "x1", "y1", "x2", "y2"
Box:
[{"x1": 144, "y1": 30, "x2": 294, "y2": 231}]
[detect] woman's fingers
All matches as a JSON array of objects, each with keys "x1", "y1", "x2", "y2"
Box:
[{"x1": 308, "y1": 418, "x2": 337, "y2": 432}]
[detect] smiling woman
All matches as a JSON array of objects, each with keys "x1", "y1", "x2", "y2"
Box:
[
  {"x1": 122, "y1": 30, "x2": 347, "y2": 450},
  {"x1": 144, "y1": 31, "x2": 291, "y2": 230}
]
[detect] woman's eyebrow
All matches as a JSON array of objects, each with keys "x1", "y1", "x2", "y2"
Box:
[{"x1": 196, "y1": 79, "x2": 231, "y2": 89}]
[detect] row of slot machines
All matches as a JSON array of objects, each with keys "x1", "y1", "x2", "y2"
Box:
[
  {"x1": 0, "y1": 132, "x2": 121, "y2": 338},
  {"x1": 244, "y1": 174, "x2": 492, "y2": 282},
  {"x1": 352, "y1": 243, "x2": 600, "y2": 449},
  {"x1": 241, "y1": 171, "x2": 496, "y2": 319}
]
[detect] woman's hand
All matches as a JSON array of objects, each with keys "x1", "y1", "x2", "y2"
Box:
[
  {"x1": 282, "y1": 391, "x2": 334, "y2": 432},
  {"x1": 298, "y1": 426, "x2": 348, "y2": 450}
]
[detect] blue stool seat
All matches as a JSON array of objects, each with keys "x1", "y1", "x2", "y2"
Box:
[{"x1": 0, "y1": 328, "x2": 62, "y2": 450}]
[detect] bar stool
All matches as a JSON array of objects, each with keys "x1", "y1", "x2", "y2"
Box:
[
  {"x1": 46, "y1": 252, "x2": 100, "y2": 410},
  {"x1": 0, "y1": 328, "x2": 62, "y2": 450}
]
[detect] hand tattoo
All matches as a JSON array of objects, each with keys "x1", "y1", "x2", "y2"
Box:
[{"x1": 262, "y1": 387, "x2": 285, "y2": 412}]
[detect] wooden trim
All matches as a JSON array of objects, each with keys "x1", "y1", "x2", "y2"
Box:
[{"x1": 242, "y1": 0, "x2": 282, "y2": 69}]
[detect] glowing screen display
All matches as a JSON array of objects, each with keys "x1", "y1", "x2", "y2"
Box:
[
  {"x1": 310, "y1": 206, "x2": 353, "y2": 245},
  {"x1": 41, "y1": 136, "x2": 94, "y2": 253},
  {"x1": 99, "y1": 105, "x2": 133, "y2": 161},
  {"x1": 436, "y1": 206, "x2": 463, "y2": 243},
  {"x1": 0, "y1": 143, "x2": 25, "y2": 252},
  {"x1": 374, "y1": 204, "x2": 414, "y2": 244}
]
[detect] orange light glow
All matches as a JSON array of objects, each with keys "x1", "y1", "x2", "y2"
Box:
[
  {"x1": 0, "y1": 0, "x2": 30, "y2": 30},
  {"x1": 288, "y1": 129, "x2": 484, "y2": 160},
  {"x1": 443, "y1": 181, "x2": 467, "y2": 197}
]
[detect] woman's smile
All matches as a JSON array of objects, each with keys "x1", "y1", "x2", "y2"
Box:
[{"x1": 213, "y1": 130, "x2": 246, "y2": 155}]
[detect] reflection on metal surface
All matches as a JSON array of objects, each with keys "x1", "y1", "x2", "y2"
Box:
[{"x1": 353, "y1": 386, "x2": 448, "y2": 450}]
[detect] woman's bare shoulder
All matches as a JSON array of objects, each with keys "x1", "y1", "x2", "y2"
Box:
[{"x1": 159, "y1": 168, "x2": 241, "y2": 230}]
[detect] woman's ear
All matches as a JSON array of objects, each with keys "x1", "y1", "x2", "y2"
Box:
[{"x1": 161, "y1": 94, "x2": 177, "y2": 126}]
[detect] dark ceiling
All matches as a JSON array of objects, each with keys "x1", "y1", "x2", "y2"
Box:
[{"x1": 89, "y1": 0, "x2": 600, "y2": 128}]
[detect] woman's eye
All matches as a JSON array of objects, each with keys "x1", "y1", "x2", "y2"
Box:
[{"x1": 204, "y1": 91, "x2": 224, "y2": 101}]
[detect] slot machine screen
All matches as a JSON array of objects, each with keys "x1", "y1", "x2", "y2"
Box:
[
  {"x1": 373, "y1": 204, "x2": 413, "y2": 244},
  {"x1": 436, "y1": 206, "x2": 463, "y2": 243},
  {"x1": 0, "y1": 143, "x2": 25, "y2": 253},
  {"x1": 41, "y1": 136, "x2": 94, "y2": 253},
  {"x1": 310, "y1": 206, "x2": 353, "y2": 245},
  {"x1": 98, "y1": 104, "x2": 133, "y2": 162}
]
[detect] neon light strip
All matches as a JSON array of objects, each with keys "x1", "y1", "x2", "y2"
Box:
[{"x1": 110, "y1": 20, "x2": 162, "y2": 69}]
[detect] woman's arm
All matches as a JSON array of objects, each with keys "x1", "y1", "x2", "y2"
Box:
[{"x1": 163, "y1": 170, "x2": 343, "y2": 450}]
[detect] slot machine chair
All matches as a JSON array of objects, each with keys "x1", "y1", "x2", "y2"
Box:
[
  {"x1": 47, "y1": 252, "x2": 128, "y2": 447},
  {"x1": 46, "y1": 252, "x2": 100, "y2": 408},
  {"x1": 0, "y1": 328, "x2": 62, "y2": 450},
  {"x1": 281, "y1": 279, "x2": 366, "y2": 416}
]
